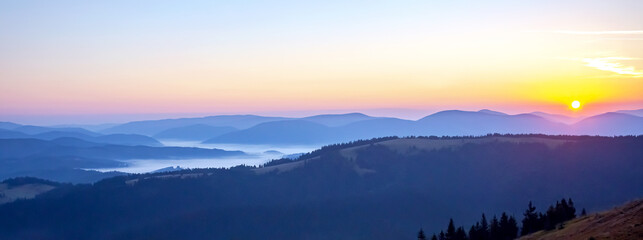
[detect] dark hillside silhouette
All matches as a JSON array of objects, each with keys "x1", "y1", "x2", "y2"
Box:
[{"x1": 0, "y1": 135, "x2": 640, "y2": 239}]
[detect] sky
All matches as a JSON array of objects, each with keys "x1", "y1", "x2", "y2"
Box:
[{"x1": 1, "y1": 0, "x2": 642, "y2": 124}]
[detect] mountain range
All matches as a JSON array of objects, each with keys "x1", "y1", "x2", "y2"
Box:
[
  {"x1": 109, "y1": 109, "x2": 643, "y2": 144},
  {"x1": 101, "y1": 110, "x2": 640, "y2": 145},
  {"x1": 0, "y1": 138, "x2": 246, "y2": 183},
  {"x1": 2, "y1": 109, "x2": 641, "y2": 146},
  {"x1": 0, "y1": 125, "x2": 161, "y2": 147}
]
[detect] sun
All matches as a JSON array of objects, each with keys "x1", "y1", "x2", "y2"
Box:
[{"x1": 571, "y1": 100, "x2": 581, "y2": 109}]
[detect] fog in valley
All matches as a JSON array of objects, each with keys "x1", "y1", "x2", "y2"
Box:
[{"x1": 89, "y1": 141, "x2": 321, "y2": 173}]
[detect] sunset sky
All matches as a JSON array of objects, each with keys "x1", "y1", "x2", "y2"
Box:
[{"x1": 1, "y1": 0, "x2": 642, "y2": 124}]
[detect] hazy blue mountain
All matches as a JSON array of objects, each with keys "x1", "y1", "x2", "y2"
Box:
[
  {"x1": 0, "y1": 139, "x2": 125, "y2": 183},
  {"x1": 337, "y1": 117, "x2": 417, "y2": 139},
  {"x1": 33, "y1": 131, "x2": 96, "y2": 140},
  {"x1": 302, "y1": 113, "x2": 376, "y2": 127},
  {"x1": 1, "y1": 130, "x2": 162, "y2": 147},
  {"x1": 616, "y1": 109, "x2": 643, "y2": 117},
  {"x1": 416, "y1": 110, "x2": 567, "y2": 135},
  {"x1": 196, "y1": 110, "x2": 642, "y2": 145},
  {"x1": 0, "y1": 122, "x2": 22, "y2": 130},
  {"x1": 477, "y1": 109, "x2": 508, "y2": 116},
  {"x1": 0, "y1": 135, "x2": 640, "y2": 239},
  {"x1": 7, "y1": 109, "x2": 641, "y2": 148},
  {"x1": 571, "y1": 112, "x2": 643, "y2": 136},
  {"x1": 13, "y1": 125, "x2": 101, "y2": 136},
  {"x1": 0, "y1": 129, "x2": 30, "y2": 139},
  {"x1": 0, "y1": 139, "x2": 244, "y2": 160},
  {"x1": 102, "y1": 115, "x2": 290, "y2": 136},
  {"x1": 50, "y1": 137, "x2": 106, "y2": 147},
  {"x1": 49, "y1": 123, "x2": 120, "y2": 132},
  {"x1": 93, "y1": 134, "x2": 163, "y2": 147},
  {"x1": 0, "y1": 138, "x2": 246, "y2": 183},
  {"x1": 0, "y1": 138, "x2": 60, "y2": 159},
  {"x1": 530, "y1": 111, "x2": 580, "y2": 124},
  {"x1": 153, "y1": 124, "x2": 238, "y2": 141},
  {"x1": 204, "y1": 120, "x2": 335, "y2": 145}
]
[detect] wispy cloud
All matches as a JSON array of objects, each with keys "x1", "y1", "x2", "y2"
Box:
[
  {"x1": 525, "y1": 30, "x2": 643, "y2": 35},
  {"x1": 554, "y1": 30, "x2": 643, "y2": 35},
  {"x1": 597, "y1": 38, "x2": 643, "y2": 41},
  {"x1": 582, "y1": 57, "x2": 643, "y2": 76}
]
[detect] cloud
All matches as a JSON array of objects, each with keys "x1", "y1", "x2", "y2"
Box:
[
  {"x1": 554, "y1": 30, "x2": 643, "y2": 35},
  {"x1": 582, "y1": 57, "x2": 643, "y2": 76},
  {"x1": 525, "y1": 30, "x2": 643, "y2": 35},
  {"x1": 597, "y1": 38, "x2": 643, "y2": 41}
]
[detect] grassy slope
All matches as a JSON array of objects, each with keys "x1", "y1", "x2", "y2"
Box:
[
  {"x1": 0, "y1": 183, "x2": 57, "y2": 205},
  {"x1": 520, "y1": 199, "x2": 643, "y2": 240}
]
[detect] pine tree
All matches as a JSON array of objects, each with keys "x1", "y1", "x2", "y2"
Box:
[
  {"x1": 418, "y1": 228, "x2": 427, "y2": 240},
  {"x1": 544, "y1": 205, "x2": 556, "y2": 230},
  {"x1": 581, "y1": 208, "x2": 587, "y2": 216},
  {"x1": 480, "y1": 214, "x2": 489, "y2": 240},
  {"x1": 455, "y1": 227, "x2": 467, "y2": 240},
  {"x1": 439, "y1": 231, "x2": 446, "y2": 240},
  {"x1": 469, "y1": 225, "x2": 478, "y2": 240},
  {"x1": 506, "y1": 216, "x2": 518, "y2": 240},
  {"x1": 432, "y1": 234, "x2": 438, "y2": 240},
  {"x1": 489, "y1": 216, "x2": 500, "y2": 240},
  {"x1": 567, "y1": 198, "x2": 576, "y2": 219},
  {"x1": 446, "y1": 219, "x2": 456, "y2": 240},
  {"x1": 499, "y1": 213, "x2": 510, "y2": 240},
  {"x1": 521, "y1": 201, "x2": 539, "y2": 236}
]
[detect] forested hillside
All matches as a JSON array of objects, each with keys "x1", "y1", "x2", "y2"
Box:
[{"x1": 0, "y1": 135, "x2": 641, "y2": 240}]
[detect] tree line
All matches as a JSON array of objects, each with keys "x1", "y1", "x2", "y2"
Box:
[{"x1": 418, "y1": 198, "x2": 579, "y2": 240}]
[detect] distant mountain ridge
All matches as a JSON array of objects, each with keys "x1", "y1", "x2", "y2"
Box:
[
  {"x1": 0, "y1": 129, "x2": 162, "y2": 147},
  {"x1": 153, "y1": 124, "x2": 238, "y2": 141},
  {"x1": 0, "y1": 138, "x2": 247, "y2": 183},
  {"x1": 616, "y1": 109, "x2": 643, "y2": 117},
  {"x1": 101, "y1": 115, "x2": 290, "y2": 136},
  {"x1": 2, "y1": 109, "x2": 642, "y2": 145},
  {"x1": 201, "y1": 110, "x2": 642, "y2": 145}
]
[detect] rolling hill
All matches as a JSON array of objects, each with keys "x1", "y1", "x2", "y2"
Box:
[
  {"x1": 203, "y1": 120, "x2": 336, "y2": 145},
  {"x1": 0, "y1": 138, "x2": 247, "y2": 183},
  {"x1": 0, "y1": 135, "x2": 640, "y2": 239},
  {"x1": 302, "y1": 113, "x2": 376, "y2": 127},
  {"x1": 201, "y1": 110, "x2": 637, "y2": 145},
  {"x1": 0, "y1": 129, "x2": 162, "y2": 147},
  {"x1": 153, "y1": 124, "x2": 238, "y2": 141},
  {"x1": 101, "y1": 115, "x2": 289, "y2": 136},
  {"x1": 571, "y1": 112, "x2": 643, "y2": 136}
]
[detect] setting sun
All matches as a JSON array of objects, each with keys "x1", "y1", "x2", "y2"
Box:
[{"x1": 571, "y1": 100, "x2": 581, "y2": 109}]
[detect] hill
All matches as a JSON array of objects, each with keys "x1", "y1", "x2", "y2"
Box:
[
  {"x1": 153, "y1": 124, "x2": 237, "y2": 141},
  {"x1": 200, "y1": 110, "x2": 605, "y2": 145},
  {"x1": 0, "y1": 129, "x2": 162, "y2": 147},
  {"x1": 416, "y1": 110, "x2": 567, "y2": 135},
  {"x1": 12, "y1": 125, "x2": 101, "y2": 136},
  {"x1": 0, "y1": 177, "x2": 61, "y2": 205},
  {"x1": 616, "y1": 109, "x2": 643, "y2": 117},
  {"x1": 0, "y1": 135, "x2": 640, "y2": 239},
  {"x1": 203, "y1": 120, "x2": 337, "y2": 145},
  {"x1": 571, "y1": 112, "x2": 643, "y2": 136},
  {"x1": 519, "y1": 199, "x2": 643, "y2": 240},
  {"x1": 302, "y1": 113, "x2": 376, "y2": 127},
  {"x1": 0, "y1": 138, "x2": 246, "y2": 183},
  {"x1": 530, "y1": 111, "x2": 580, "y2": 124},
  {"x1": 101, "y1": 115, "x2": 289, "y2": 136}
]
